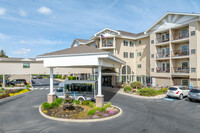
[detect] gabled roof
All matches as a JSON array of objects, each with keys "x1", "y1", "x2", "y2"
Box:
[
  {"x1": 38, "y1": 45, "x2": 107, "y2": 57},
  {"x1": 117, "y1": 30, "x2": 144, "y2": 38},
  {"x1": 75, "y1": 39, "x2": 90, "y2": 44},
  {"x1": 145, "y1": 12, "x2": 200, "y2": 33}
]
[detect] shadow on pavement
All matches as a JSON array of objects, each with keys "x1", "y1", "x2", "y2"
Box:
[{"x1": 102, "y1": 87, "x2": 121, "y2": 102}]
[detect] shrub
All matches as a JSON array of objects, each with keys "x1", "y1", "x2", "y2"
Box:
[
  {"x1": 63, "y1": 75, "x2": 66, "y2": 79},
  {"x1": 1, "y1": 88, "x2": 4, "y2": 90},
  {"x1": 124, "y1": 86, "x2": 132, "y2": 92},
  {"x1": 73, "y1": 100, "x2": 80, "y2": 105},
  {"x1": 139, "y1": 88, "x2": 157, "y2": 96},
  {"x1": 130, "y1": 81, "x2": 142, "y2": 89},
  {"x1": 100, "y1": 107, "x2": 106, "y2": 112},
  {"x1": 103, "y1": 102, "x2": 111, "y2": 109},
  {"x1": 26, "y1": 85, "x2": 31, "y2": 88},
  {"x1": 57, "y1": 75, "x2": 62, "y2": 79},
  {"x1": 81, "y1": 100, "x2": 91, "y2": 105},
  {"x1": 156, "y1": 89, "x2": 164, "y2": 95},
  {"x1": 51, "y1": 102, "x2": 59, "y2": 108},
  {"x1": 55, "y1": 98, "x2": 63, "y2": 105},
  {"x1": 162, "y1": 87, "x2": 168, "y2": 93},
  {"x1": 68, "y1": 76, "x2": 76, "y2": 80},
  {"x1": 88, "y1": 108, "x2": 96, "y2": 116},
  {"x1": 42, "y1": 102, "x2": 51, "y2": 110},
  {"x1": 10, "y1": 85, "x2": 14, "y2": 88},
  {"x1": 88, "y1": 101, "x2": 95, "y2": 108}
]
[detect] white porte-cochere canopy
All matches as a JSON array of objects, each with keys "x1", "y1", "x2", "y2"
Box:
[{"x1": 37, "y1": 45, "x2": 125, "y2": 96}]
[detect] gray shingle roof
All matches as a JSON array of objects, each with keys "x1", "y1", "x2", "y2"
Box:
[
  {"x1": 118, "y1": 30, "x2": 144, "y2": 37},
  {"x1": 38, "y1": 45, "x2": 107, "y2": 57},
  {"x1": 0, "y1": 57, "x2": 38, "y2": 62}
]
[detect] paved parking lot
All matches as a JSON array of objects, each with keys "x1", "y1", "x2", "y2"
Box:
[{"x1": 0, "y1": 79, "x2": 200, "y2": 133}]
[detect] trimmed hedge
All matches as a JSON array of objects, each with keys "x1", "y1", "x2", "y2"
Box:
[
  {"x1": 68, "y1": 76, "x2": 76, "y2": 80},
  {"x1": 130, "y1": 81, "x2": 142, "y2": 89},
  {"x1": 124, "y1": 86, "x2": 132, "y2": 92},
  {"x1": 139, "y1": 88, "x2": 157, "y2": 96}
]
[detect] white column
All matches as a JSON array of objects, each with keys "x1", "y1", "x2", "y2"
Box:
[
  {"x1": 50, "y1": 68, "x2": 54, "y2": 94},
  {"x1": 29, "y1": 74, "x2": 32, "y2": 86},
  {"x1": 113, "y1": 36, "x2": 116, "y2": 55},
  {"x1": 2, "y1": 75, "x2": 5, "y2": 87},
  {"x1": 100, "y1": 37, "x2": 102, "y2": 48},
  {"x1": 118, "y1": 68, "x2": 121, "y2": 82},
  {"x1": 92, "y1": 68, "x2": 94, "y2": 80},
  {"x1": 97, "y1": 66, "x2": 102, "y2": 96}
]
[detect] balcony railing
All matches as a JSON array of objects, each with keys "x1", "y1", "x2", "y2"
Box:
[
  {"x1": 172, "y1": 32, "x2": 189, "y2": 41},
  {"x1": 156, "y1": 52, "x2": 170, "y2": 58},
  {"x1": 171, "y1": 50, "x2": 189, "y2": 57},
  {"x1": 156, "y1": 36, "x2": 170, "y2": 44},
  {"x1": 156, "y1": 67, "x2": 170, "y2": 73},
  {"x1": 102, "y1": 43, "x2": 113, "y2": 47},
  {"x1": 171, "y1": 67, "x2": 189, "y2": 73}
]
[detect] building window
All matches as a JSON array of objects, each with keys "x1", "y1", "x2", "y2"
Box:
[
  {"x1": 136, "y1": 40, "x2": 141, "y2": 44},
  {"x1": 130, "y1": 41, "x2": 134, "y2": 47},
  {"x1": 151, "y1": 40, "x2": 154, "y2": 44},
  {"x1": 130, "y1": 52, "x2": 134, "y2": 58},
  {"x1": 151, "y1": 68, "x2": 154, "y2": 72},
  {"x1": 191, "y1": 49, "x2": 196, "y2": 54},
  {"x1": 137, "y1": 52, "x2": 142, "y2": 56},
  {"x1": 191, "y1": 31, "x2": 195, "y2": 36},
  {"x1": 23, "y1": 63, "x2": 30, "y2": 68},
  {"x1": 151, "y1": 54, "x2": 154, "y2": 58},
  {"x1": 123, "y1": 52, "x2": 128, "y2": 58},
  {"x1": 137, "y1": 76, "x2": 141, "y2": 82},
  {"x1": 123, "y1": 40, "x2": 128, "y2": 46},
  {"x1": 191, "y1": 68, "x2": 196, "y2": 72},
  {"x1": 94, "y1": 43, "x2": 97, "y2": 48},
  {"x1": 182, "y1": 79, "x2": 189, "y2": 86},
  {"x1": 137, "y1": 64, "x2": 141, "y2": 68}
]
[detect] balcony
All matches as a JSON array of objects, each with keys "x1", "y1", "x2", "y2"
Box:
[
  {"x1": 156, "y1": 67, "x2": 170, "y2": 73},
  {"x1": 171, "y1": 50, "x2": 189, "y2": 59},
  {"x1": 171, "y1": 32, "x2": 189, "y2": 41},
  {"x1": 171, "y1": 67, "x2": 190, "y2": 76},
  {"x1": 156, "y1": 35, "x2": 169, "y2": 44},
  {"x1": 156, "y1": 52, "x2": 170, "y2": 60},
  {"x1": 101, "y1": 40, "x2": 114, "y2": 49}
]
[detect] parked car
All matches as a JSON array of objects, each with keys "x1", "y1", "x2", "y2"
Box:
[
  {"x1": 7, "y1": 79, "x2": 27, "y2": 86},
  {"x1": 188, "y1": 88, "x2": 200, "y2": 102},
  {"x1": 167, "y1": 86, "x2": 190, "y2": 100},
  {"x1": 32, "y1": 75, "x2": 37, "y2": 79},
  {"x1": 37, "y1": 75, "x2": 42, "y2": 79}
]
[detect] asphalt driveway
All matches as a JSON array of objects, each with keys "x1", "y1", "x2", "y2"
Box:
[{"x1": 0, "y1": 79, "x2": 200, "y2": 133}]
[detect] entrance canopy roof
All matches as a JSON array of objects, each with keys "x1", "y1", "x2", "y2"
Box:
[{"x1": 37, "y1": 45, "x2": 125, "y2": 68}]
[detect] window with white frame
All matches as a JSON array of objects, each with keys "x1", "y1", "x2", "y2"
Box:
[
  {"x1": 130, "y1": 52, "x2": 134, "y2": 58},
  {"x1": 137, "y1": 52, "x2": 141, "y2": 56},
  {"x1": 137, "y1": 64, "x2": 141, "y2": 68},
  {"x1": 191, "y1": 68, "x2": 196, "y2": 72},
  {"x1": 130, "y1": 41, "x2": 134, "y2": 47},
  {"x1": 123, "y1": 40, "x2": 128, "y2": 46},
  {"x1": 123, "y1": 52, "x2": 128, "y2": 58}
]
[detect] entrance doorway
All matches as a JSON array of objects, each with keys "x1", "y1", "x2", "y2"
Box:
[{"x1": 102, "y1": 76, "x2": 112, "y2": 87}]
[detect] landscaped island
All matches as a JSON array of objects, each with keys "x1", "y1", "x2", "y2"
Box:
[
  {"x1": 41, "y1": 99, "x2": 120, "y2": 119},
  {"x1": 0, "y1": 88, "x2": 30, "y2": 99},
  {"x1": 123, "y1": 81, "x2": 168, "y2": 97}
]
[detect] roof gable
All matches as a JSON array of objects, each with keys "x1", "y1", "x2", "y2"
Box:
[
  {"x1": 146, "y1": 12, "x2": 200, "y2": 33},
  {"x1": 94, "y1": 28, "x2": 120, "y2": 37}
]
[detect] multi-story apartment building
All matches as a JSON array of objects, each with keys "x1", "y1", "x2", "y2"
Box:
[
  {"x1": 1, "y1": 12, "x2": 200, "y2": 88},
  {"x1": 71, "y1": 12, "x2": 200, "y2": 88}
]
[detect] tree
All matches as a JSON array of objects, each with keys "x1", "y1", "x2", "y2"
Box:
[{"x1": 0, "y1": 50, "x2": 8, "y2": 58}]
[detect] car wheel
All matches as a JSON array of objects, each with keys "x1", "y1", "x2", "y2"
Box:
[
  {"x1": 167, "y1": 95, "x2": 170, "y2": 98},
  {"x1": 78, "y1": 97, "x2": 84, "y2": 101},
  {"x1": 179, "y1": 94, "x2": 183, "y2": 100},
  {"x1": 188, "y1": 98, "x2": 193, "y2": 102}
]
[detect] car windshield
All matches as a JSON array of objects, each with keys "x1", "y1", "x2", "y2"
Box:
[
  {"x1": 169, "y1": 87, "x2": 177, "y2": 91},
  {"x1": 190, "y1": 89, "x2": 200, "y2": 93}
]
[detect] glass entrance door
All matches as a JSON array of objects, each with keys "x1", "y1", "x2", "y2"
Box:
[{"x1": 102, "y1": 76, "x2": 112, "y2": 87}]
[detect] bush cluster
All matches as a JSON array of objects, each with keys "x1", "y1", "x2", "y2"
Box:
[
  {"x1": 42, "y1": 98, "x2": 63, "y2": 110},
  {"x1": 130, "y1": 81, "x2": 142, "y2": 89},
  {"x1": 73, "y1": 100, "x2": 80, "y2": 105},
  {"x1": 68, "y1": 76, "x2": 76, "y2": 80},
  {"x1": 124, "y1": 86, "x2": 132, "y2": 92},
  {"x1": 57, "y1": 75, "x2": 62, "y2": 79},
  {"x1": 87, "y1": 102, "x2": 112, "y2": 116},
  {"x1": 81, "y1": 100, "x2": 92, "y2": 105},
  {"x1": 139, "y1": 88, "x2": 157, "y2": 96}
]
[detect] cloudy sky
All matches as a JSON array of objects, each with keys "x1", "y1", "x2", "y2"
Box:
[{"x1": 0, "y1": 0, "x2": 200, "y2": 58}]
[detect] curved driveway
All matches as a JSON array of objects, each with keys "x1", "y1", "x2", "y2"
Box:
[{"x1": 0, "y1": 81, "x2": 200, "y2": 133}]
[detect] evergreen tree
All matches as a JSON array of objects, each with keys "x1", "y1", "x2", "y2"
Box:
[{"x1": 0, "y1": 50, "x2": 8, "y2": 58}]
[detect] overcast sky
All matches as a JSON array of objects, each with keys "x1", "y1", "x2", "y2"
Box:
[{"x1": 0, "y1": 0, "x2": 200, "y2": 58}]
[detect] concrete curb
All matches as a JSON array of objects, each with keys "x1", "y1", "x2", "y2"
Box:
[
  {"x1": 118, "y1": 89, "x2": 166, "y2": 99},
  {"x1": 39, "y1": 105, "x2": 122, "y2": 123},
  {"x1": 0, "y1": 91, "x2": 31, "y2": 105}
]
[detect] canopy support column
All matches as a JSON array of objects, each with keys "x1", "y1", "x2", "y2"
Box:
[
  {"x1": 96, "y1": 66, "x2": 104, "y2": 107},
  {"x1": 92, "y1": 68, "x2": 95, "y2": 80},
  {"x1": 2, "y1": 75, "x2": 5, "y2": 88},
  {"x1": 47, "y1": 67, "x2": 56, "y2": 103}
]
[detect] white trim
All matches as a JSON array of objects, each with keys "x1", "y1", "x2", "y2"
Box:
[{"x1": 94, "y1": 28, "x2": 120, "y2": 37}]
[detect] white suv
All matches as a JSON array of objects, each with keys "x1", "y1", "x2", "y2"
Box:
[{"x1": 167, "y1": 86, "x2": 190, "y2": 100}]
